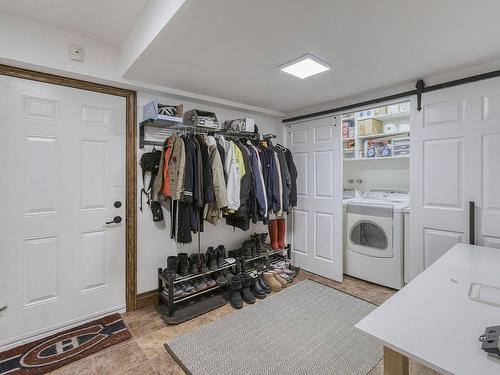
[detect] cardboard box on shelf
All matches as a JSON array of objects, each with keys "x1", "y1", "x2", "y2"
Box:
[
  {"x1": 358, "y1": 118, "x2": 383, "y2": 136},
  {"x1": 374, "y1": 106, "x2": 387, "y2": 116}
]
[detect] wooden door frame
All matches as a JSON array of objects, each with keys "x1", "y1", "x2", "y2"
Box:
[{"x1": 0, "y1": 64, "x2": 138, "y2": 311}]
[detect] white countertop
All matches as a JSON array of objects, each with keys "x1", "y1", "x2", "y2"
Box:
[{"x1": 356, "y1": 243, "x2": 500, "y2": 375}]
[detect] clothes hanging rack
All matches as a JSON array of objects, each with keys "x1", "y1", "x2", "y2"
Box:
[{"x1": 139, "y1": 118, "x2": 276, "y2": 148}]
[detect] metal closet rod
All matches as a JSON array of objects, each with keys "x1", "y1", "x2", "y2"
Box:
[{"x1": 282, "y1": 68, "x2": 500, "y2": 123}]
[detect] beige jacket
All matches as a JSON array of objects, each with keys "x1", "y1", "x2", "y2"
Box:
[
  {"x1": 152, "y1": 138, "x2": 168, "y2": 200},
  {"x1": 168, "y1": 134, "x2": 186, "y2": 200},
  {"x1": 204, "y1": 136, "x2": 228, "y2": 225}
]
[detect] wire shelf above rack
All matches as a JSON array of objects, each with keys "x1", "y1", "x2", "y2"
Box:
[{"x1": 140, "y1": 118, "x2": 276, "y2": 148}]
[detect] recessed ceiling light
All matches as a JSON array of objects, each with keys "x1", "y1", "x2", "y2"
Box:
[{"x1": 280, "y1": 54, "x2": 331, "y2": 79}]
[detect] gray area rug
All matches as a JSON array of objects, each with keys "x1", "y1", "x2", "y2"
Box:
[{"x1": 166, "y1": 280, "x2": 383, "y2": 375}]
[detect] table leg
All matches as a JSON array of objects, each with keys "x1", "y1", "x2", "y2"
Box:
[{"x1": 383, "y1": 346, "x2": 409, "y2": 375}]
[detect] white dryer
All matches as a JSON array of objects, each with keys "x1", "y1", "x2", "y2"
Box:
[
  {"x1": 345, "y1": 190, "x2": 409, "y2": 289},
  {"x1": 343, "y1": 189, "x2": 362, "y2": 252}
]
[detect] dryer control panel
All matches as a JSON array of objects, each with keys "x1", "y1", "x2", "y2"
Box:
[{"x1": 363, "y1": 190, "x2": 409, "y2": 202}]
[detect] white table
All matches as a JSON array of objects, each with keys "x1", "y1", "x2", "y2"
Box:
[{"x1": 356, "y1": 243, "x2": 500, "y2": 375}]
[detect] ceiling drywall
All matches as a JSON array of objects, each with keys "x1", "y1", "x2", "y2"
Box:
[
  {"x1": 124, "y1": 0, "x2": 500, "y2": 113},
  {"x1": 0, "y1": 0, "x2": 150, "y2": 45}
]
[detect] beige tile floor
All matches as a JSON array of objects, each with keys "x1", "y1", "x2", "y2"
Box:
[{"x1": 49, "y1": 271, "x2": 440, "y2": 375}]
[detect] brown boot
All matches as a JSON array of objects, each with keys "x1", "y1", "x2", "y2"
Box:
[
  {"x1": 270, "y1": 270, "x2": 288, "y2": 288},
  {"x1": 268, "y1": 219, "x2": 279, "y2": 250},
  {"x1": 263, "y1": 272, "x2": 282, "y2": 292},
  {"x1": 276, "y1": 218, "x2": 286, "y2": 249}
]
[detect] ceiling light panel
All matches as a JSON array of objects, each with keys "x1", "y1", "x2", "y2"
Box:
[{"x1": 280, "y1": 54, "x2": 331, "y2": 79}]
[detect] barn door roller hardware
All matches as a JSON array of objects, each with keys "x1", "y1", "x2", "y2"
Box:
[{"x1": 416, "y1": 79, "x2": 425, "y2": 112}]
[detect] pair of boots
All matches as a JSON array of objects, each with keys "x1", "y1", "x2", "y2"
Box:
[
  {"x1": 251, "y1": 233, "x2": 273, "y2": 254},
  {"x1": 162, "y1": 254, "x2": 189, "y2": 277},
  {"x1": 206, "y1": 245, "x2": 226, "y2": 271},
  {"x1": 229, "y1": 273, "x2": 256, "y2": 309},
  {"x1": 268, "y1": 218, "x2": 286, "y2": 250},
  {"x1": 262, "y1": 270, "x2": 289, "y2": 292},
  {"x1": 188, "y1": 253, "x2": 208, "y2": 275},
  {"x1": 228, "y1": 240, "x2": 255, "y2": 259},
  {"x1": 164, "y1": 255, "x2": 181, "y2": 278}
]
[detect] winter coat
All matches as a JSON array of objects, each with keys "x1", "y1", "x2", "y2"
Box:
[
  {"x1": 220, "y1": 136, "x2": 241, "y2": 210},
  {"x1": 160, "y1": 136, "x2": 176, "y2": 197},
  {"x1": 248, "y1": 143, "x2": 267, "y2": 220},
  {"x1": 259, "y1": 145, "x2": 281, "y2": 213},
  {"x1": 196, "y1": 135, "x2": 214, "y2": 205},
  {"x1": 272, "y1": 146, "x2": 291, "y2": 214},
  {"x1": 181, "y1": 135, "x2": 195, "y2": 203},
  {"x1": 272, "y1": 150, "x2": 283, "y2": 215},
  {"x1": 151, "y1": 137, "x2": 169, "y2": 200},
  {"x1": 204, "y1": 136, "x2": 228, "y2": 225},
  {"x1": 168, "y1": 135, "x2": 186, "y2": 200},
  {"x1": 225, "y1": 141, "x2": 254, "y2": 231},
  {"x1": 285, "y1": 148, "x2": 298, "y2": 207}
]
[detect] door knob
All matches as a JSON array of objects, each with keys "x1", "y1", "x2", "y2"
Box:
[
  {"x1": 106, "y1": 216, "x2": 122, "y2": 225},
  {"x1": 0, "y1": 305, "x2": 7, "y2": 312}
]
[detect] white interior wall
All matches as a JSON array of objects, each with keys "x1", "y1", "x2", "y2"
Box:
[
  {"x1": 343, "y1": 158, "x2": 410, "y2": 194},
  {"x1": 137, "y1": 92, "x2": 282, "y2": 293}
]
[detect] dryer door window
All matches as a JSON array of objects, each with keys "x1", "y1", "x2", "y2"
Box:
[{"x1": 350, "y1": 220, "x2": 388, "y2": 250}]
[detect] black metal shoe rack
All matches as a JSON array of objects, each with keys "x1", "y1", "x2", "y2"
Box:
[{"x1": 155, "y1": 244, "x2": 291, "y2": 325}]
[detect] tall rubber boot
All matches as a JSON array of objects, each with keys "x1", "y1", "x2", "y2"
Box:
[
  {"x1": 268, "y1": 219, "x2": 279, "y2": 250},
  {"x1": 276, "y1": 218, "x2": 286, "y2": 249}
]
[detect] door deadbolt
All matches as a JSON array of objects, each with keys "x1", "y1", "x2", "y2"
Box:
[{"x1": 114, "y1": 201, "x2": 122, "y2": 208}]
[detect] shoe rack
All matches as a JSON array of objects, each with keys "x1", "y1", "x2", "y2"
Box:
[{"x1": 155, "y1": 244, "x2": 291, "y2": 325}]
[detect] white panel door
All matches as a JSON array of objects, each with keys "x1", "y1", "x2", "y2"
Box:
[
  {"x1": 0, "y1": 75, "x2": 126, "y2": 349},
  {"x1": 287, "y1": 116, "x2": 343, "y2": 281},
  {"x1": 409, "y1": 76, "x2": 500, "y2": 280}
]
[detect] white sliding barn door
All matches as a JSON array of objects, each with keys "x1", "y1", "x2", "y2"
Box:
[
  {"x1": 287, "y1": 116, "x2": 343, "y2": 281},
  {"x1": 0, "y1": 75, "x2": 126, "y2": 349},
  {"x1": 409, "y1": 76, "x2": 500, "y2": 280}
]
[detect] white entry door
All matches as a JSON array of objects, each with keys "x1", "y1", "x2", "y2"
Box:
[
  {"x1": 0, "y1": 75, "x2": 126, "y2": 349},
  {"x1": 287, "y1": 116, "x2": 343, "y2": 281},
  {"x1": 409, "y1": 76, "x2": 500, "y2": 280}
]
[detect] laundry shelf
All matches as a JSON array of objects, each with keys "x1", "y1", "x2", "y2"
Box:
[
  {"x1": 343, "y1": 155, "x2": 409, "y2": 162},
  {"x1": 368, "y1": 111, "x2": 410, "y2": 122},
  {"x1": 357, "y1": 131, "x2": 410, "y2": 140}
]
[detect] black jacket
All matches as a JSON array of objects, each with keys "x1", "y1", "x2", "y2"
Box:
[{"x1": 285, "y1": 148, "x2": 298, "y2": 207}]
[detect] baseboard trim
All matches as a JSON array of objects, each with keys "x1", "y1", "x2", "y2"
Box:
[{"x1": 136, "y1": 290, "x2": 158, "y2": 309}]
